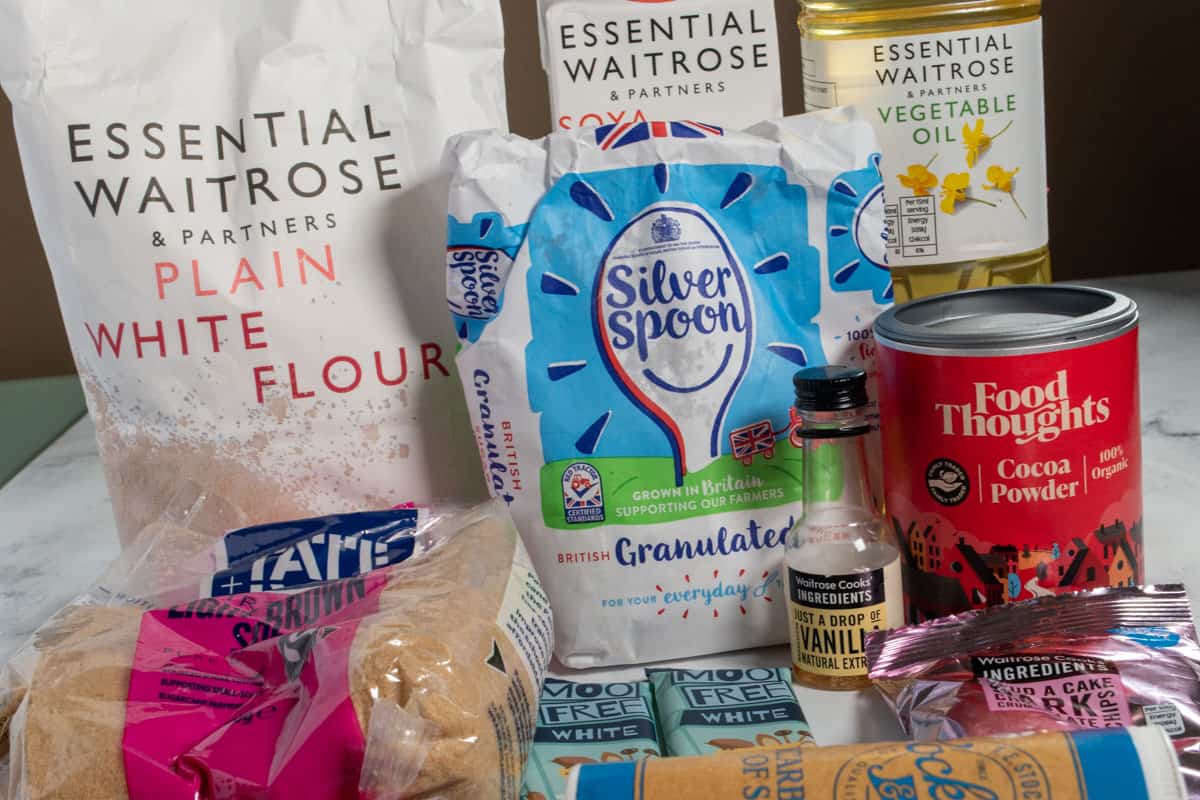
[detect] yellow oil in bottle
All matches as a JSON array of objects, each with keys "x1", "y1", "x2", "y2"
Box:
[
  {"x1": 889, "y1": 245, "x2": 1050, "y2": 302},
  {"x1": 799, "y1": 1, "x2": 1051, "y2": 302}
]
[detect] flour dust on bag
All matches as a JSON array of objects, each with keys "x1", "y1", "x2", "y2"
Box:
[
  {"x1": 0, "y1": 1, "x2": 506, "y2": 543},
  {"x1": 446, "y1": 111, "x2": 892, "y2": 666}
]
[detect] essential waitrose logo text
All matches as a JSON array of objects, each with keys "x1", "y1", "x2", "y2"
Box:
[{"x1": 555, "y1": 9, "x2": 771, "y2": 85}]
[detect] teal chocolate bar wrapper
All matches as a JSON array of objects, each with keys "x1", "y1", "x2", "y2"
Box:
[
  {"x1": 647, "y1": 667, "x2": 812, "y2": 756},
  {"x1": 522, "y1": 678, "x2": 662, "y2": 800}
]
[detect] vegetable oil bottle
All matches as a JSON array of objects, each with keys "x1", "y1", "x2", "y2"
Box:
[{"x1": 798, "y1": 1, "x2": 1050, "y2": 302}]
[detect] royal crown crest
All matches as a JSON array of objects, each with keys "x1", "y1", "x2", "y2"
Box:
[{"x1": 651, "y1": 213, "x2": 682, "y2": 243}]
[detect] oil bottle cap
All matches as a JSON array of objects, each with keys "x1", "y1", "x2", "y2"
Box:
[{"x1": 793, "y1": 365, "x2": 868, "y2": 411}]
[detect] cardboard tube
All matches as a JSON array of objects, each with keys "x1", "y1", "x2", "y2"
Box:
[{"x1": 566, "y1": 727, "x2": 1184, "y2": 800}]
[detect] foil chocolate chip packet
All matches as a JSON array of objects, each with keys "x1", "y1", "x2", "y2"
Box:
[
  {"x1": 648, "y1": 667, "x2": 811, "y2": 756},
  {"x1": 445, "y1": 109, "x2": 890, "y2": 666},
  {"x1": 866, "y1": 585, "x2": 1200, "y2": 794}
]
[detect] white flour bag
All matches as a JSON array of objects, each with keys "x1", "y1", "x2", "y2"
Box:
[
  {"x1": 0, "y1": 1, "x2": 506, "y2": 543},
  {"x1": 537, "y1": 0, "x2": 783, "y2": 132},
  {"x1": 446, "y1": 111, "x2": 892, "y2": 666}
]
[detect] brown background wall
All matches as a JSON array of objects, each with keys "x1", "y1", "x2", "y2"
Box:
[
  {"x1": 0, "y1": 92, "x2": 75, "y2": 378},
  {"x1": 2, "y1": 1, "x2": 1193, "y2": 379}
]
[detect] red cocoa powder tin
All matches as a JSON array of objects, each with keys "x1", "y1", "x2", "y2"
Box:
[{"x1": 873, "y1": 285, "x2": 1141, "y2": 623}]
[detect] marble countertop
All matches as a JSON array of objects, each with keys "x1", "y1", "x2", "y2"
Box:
[{"x1": 2, "y1": 270, "x2": 1197, "y2": 748}]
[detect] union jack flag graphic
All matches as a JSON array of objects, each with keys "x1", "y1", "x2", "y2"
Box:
[
  {"x1": 729, "y1": 420, "x2": 776, "y2": 466},
  {"x1": 595, "y1": 120, "x2": 725, "y2": 150}
]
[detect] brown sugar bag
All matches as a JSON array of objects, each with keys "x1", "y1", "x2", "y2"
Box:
[
  {"x1": 352, "y1": 511, "x2": 551, "y2": 799},
  {"x1": 12, "y1": 606, "x2": 142, "y2": 798},
  {"x1": 0, "y1": 501, "x2": 554, "y2": 799}
]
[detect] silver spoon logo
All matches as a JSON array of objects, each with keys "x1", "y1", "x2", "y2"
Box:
[{"x1": 595, "y1": 203, "x2": 754, "y2": 485}]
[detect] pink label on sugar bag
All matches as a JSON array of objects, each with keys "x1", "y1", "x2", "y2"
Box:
[
  {"x1": 122, "y1": 574, "x2": 387, "y2": 799},
  {"x1": 972, "y1": 654, "x2": 1133, "y2": 730}
]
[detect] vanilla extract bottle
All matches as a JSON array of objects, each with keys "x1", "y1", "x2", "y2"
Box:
[{"x1": 786, "y1": 366, "x2": 902, "y2": 690}]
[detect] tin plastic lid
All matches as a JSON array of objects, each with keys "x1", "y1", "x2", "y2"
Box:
[{"x1": 874, "y1": 285, "x2": 1138, "y2": 354}]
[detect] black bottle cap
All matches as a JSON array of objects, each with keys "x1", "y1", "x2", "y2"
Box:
[{"x1": 793, "y1": 365, "x2": 869, "y2": 411}]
